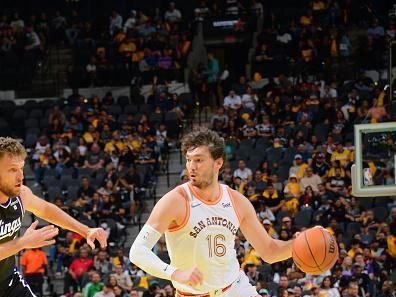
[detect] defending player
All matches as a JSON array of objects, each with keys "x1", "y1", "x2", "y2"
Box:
[{"x1": 0, "y1": 137, "x2": 107, "y2": 296}]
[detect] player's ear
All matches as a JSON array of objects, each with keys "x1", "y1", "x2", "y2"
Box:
[{"x1": 215, "y1": 157, "x2": 223, "y2": 170}]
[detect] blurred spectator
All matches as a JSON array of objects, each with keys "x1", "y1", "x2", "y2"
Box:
[
  {"x1": 83, "y1": 272, "x2": 103, "y2": 297},
  {"x1": 20, "y1": 248, "x2": 48, "y2": 296},
  {"x1": 206, "y1": 52, "x2": 220, "y2": 106},
  {"x1": 65, "y1": 248, "x2": 93, "y2": 294},
  {"x1": 110, "y1": 264, "x2": 133, "y2": 292},
  {"x1": 93, "y1": 282, "x2": 115, "y2": 297},
  {"x1": 84, "y1": 143, "x2": 105, "y2": 172},
  {"x1": 165, "y1": 2, "x2": 181, "y2": 22}
]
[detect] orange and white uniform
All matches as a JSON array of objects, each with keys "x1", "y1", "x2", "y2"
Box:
[{"x1": 165, "y1": 183, "x2": 259, "y2": 296}]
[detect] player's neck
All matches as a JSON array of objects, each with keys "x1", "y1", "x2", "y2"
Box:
[
  {"x1": 189, "y1": 181, "x2": 220, "y2": 202},
  {"x1": 0, "y1": 191, "x2": 9, "y2": 204}
]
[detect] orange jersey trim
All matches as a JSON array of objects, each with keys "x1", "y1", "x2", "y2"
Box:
[
  {"x1": 226, "y1": 187, "x2": 242, "y2": 224},
  {"x1": 187, "y1": 183, "x2": 222, "y2": 205},
  {"x1": 168, "y1": 186, "x2": 190, "y2": 232}
]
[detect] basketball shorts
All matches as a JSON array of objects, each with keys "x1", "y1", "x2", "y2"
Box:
[
  {"x1": 176, "y1": 270, "x2": 259, "y2": 297},
  {"x1": 225, "y1": 270, "x2": 259, "y2": 297},
  {"x1": 0, "y1": 267, "x2": 37, "y2": 297}
]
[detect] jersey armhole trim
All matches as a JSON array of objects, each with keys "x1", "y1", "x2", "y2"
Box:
[
  {"x1": 227, "y1": 187, "x2": 242, "y2": 224},
  {"x1": 168, "y1": 186, "x2": 190, "y2": 232}
]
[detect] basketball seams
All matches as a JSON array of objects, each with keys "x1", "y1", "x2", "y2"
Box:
[
  {"x1": 304, "y1": 231, "x2": 323, "y2": 273},
  {"x1": 319, "y1": 234, "x2": 339, "y2": 269},
  {"x1": 292, "y1": 248, "x2": 318, "y2": 269},
  {"x1": 318, "y1": 229, "x2": 327, "y2": 266}
]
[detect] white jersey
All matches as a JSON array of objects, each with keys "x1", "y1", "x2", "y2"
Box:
[{"x1": 165, "y1": 182, "x2": 241, "y2": 294}]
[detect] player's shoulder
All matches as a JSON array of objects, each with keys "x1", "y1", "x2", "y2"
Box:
[{"x1": 225, "y1": 185, "x2": 253, "y2": 218}]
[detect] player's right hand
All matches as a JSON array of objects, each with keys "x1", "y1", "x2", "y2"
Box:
[
  {"x1": 171, "y1": 267, "x2": 203, "y2": 287},
  {"x1": 21, "y1": 220, "x2": 59, "y2": 249}
]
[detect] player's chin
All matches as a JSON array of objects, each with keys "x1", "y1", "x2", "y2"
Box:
[{"x1": 13, "y1": 185, "x2": 22, "y2": 195}]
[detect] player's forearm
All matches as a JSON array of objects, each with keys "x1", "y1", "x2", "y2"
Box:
[
  {"x1": 264, "y1": 239, "x2": 293, "y2": 263},
  {"x1": 129, "y1": 224, "x2": 177, "y2": 280},
  {"x1": 0, "y1": 237, "x2": 26, "y2": 261},
  {"x1": 35, "y1": 202, "x2": 89, "y2": 238}
]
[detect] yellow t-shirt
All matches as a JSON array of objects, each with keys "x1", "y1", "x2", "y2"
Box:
[
  {"x1": 328, "y1": 167, "x2": 346, "y2": 177},
  {"x1": 312, "y1": 1, "x2": 325, "y2": 11},
  {"x1": 347, "y1": 247, "x2": 363, "y2": 259},
  {"x1": 297, "y1": 163, "x2": 309, "y2": 179},
  {"x1": 331, "y1": 149, "x2": 351, "y2": 167},
  {"x1": 285, "y1": 182, "x2": 301, "y2": 196},
  {"x1": 104, "y1": 140, "x2": 125, "y2": 153},
  {"x1": 300, "y1": 15, "x2": 313, "y2": 26},
  {"x1": 387, "y1": 235, "x2": 396, "y2": 258},
  {"x1": 82, "y1": 132, "x2": 94, "y2": 144},
  {"x1": 241, "y1": 248, "x2": 262, "y2": 270},
  {"x1": 119, "y1": 41, "x2": 137, "y2": 57}
]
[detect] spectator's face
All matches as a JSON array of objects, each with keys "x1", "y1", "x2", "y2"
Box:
[
  {"x1": 355, "y1": 254, "x2": 364, "y2": 263},
  {"x1": 335, "y1": 168, "x2": 341, "y2": 177},
  {"x1": 91, "y1": 144, "x2": 100, "y2": 154},
  {"x1": 391, "y1": 207, "x2": 396, "y2": 220},
  {"x1": 267, "y1": 186, "x2": 274, "y2": 194},
  {"x1": 92, "y1": 273, "x2": 101, "y2": 283},
  {"x1": 164, "y1": 284, "x2": 174, "y2": 295},
  {"x1": 294, "y1": 286, "x2": 302, "y2": 297},
  {"x1": 116, "y1": 265, "x2": 123, "y2": 274},
  {"x1": 103, "y1": 285, "x2": 112, "y2": 294},
  {"x1": 263, "y1": 117, "x2": 269, "y2": 124},
  {"x1": 279, "y1": 276, "x2": 289, "y2": 288},
  {"x1": 238, "y1": 160, "x2": 246, "y2": 169},
  {"x1": 80, "y1": 249, "x2": 88, "y2": 258},
  {"x1": 367, "y1": 210, "x2": 373, "y2": 218},
  {"x1": 282, "y1": 217, "x2": 292, "y2": 227},
  {"x1": 130, "y1": 291, "x2": 139, "y2": 297},
  {"x1": 81, "y1": 178, "x2": 89, "y2": 187},
  {"x1": 247, "y1": 264, "x2": 257, "y2": 273},
  {"x1": 39, "y1": 136, "x2": 48, "y2": 145},
  {"x1": 322, "y1": 277, "x2": 331, "y2": 288},
  {"x1": 229, "y1": 90, "x2": 235, "y2": 97},
  {"x1": 349, "y1": 284, "x2": 359, "y2": 297},
  {"x1": 98, "y1": 251, "x2": 106, "y2": 260},
  {"x1": 344, "y1": 256, "x2": 352, "y2": 266}
]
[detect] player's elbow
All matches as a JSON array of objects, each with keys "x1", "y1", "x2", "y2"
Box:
[
  {"x1": 129, "y1": 241, "x2": 146, "y2": 267},
  {"x1": 129, "y1": 242, "x2": 140, "y2": 265},
  {"x1": 261, "y1": 254, "x2": 277, "y2": 264}
]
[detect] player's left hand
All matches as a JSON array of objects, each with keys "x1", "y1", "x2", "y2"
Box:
[{"x1": 86, "y1": 227, "x2": 107, "y2": 249}]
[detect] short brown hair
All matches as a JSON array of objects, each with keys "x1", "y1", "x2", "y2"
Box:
[
  {"x1": 181, "y1": 128, "x2": 225, "y2": 161},
  {"x1": 0, "y1": 137, "x2": 26, "y2": 159}
]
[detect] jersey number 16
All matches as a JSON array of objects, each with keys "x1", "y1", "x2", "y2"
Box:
[{"x1": 206, "y1": 234, "x2": 226, "y2": 257}]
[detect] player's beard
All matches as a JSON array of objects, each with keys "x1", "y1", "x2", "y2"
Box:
[
  {"x1": 0, "y1": 177, "x2": 20, "y2": 198},
  {"x1": 191, "y1": 171, "x2": 215, "y2": 189}
]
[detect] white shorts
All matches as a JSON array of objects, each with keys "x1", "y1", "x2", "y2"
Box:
[
  {"x1": 176, "y1": 270, "x2": 259, "y2": 297},
  {"x1": 225, "y1": 270, "x2": 259, "y2": 297}
]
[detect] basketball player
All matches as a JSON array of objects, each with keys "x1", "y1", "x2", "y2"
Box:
[
  {"x1": 130, "y1": 129, "x2": 298, "y2": 297},
  {"x1": 0, "y1": 137, "x2": 107, "y2": 297}
]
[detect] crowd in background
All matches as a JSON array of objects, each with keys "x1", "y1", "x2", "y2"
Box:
[
  {"x1": 67, "y1": 2, "x2": 192, "y2": 88},
  {"x1": 0, "y1": 11, "x2": 47, "y2": 89},
  {"x1": 2, "y1": 0, "x2": 396, "y2": 297}
]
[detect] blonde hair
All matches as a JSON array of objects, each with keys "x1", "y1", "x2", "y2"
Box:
[{"x1": 0, "y1": 137, "x2": 26, "y2": 160}]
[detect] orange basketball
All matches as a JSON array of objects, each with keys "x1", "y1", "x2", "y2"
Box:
[{"x1": 292, "y1": 227, "x2": 339, "y2": 275}]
